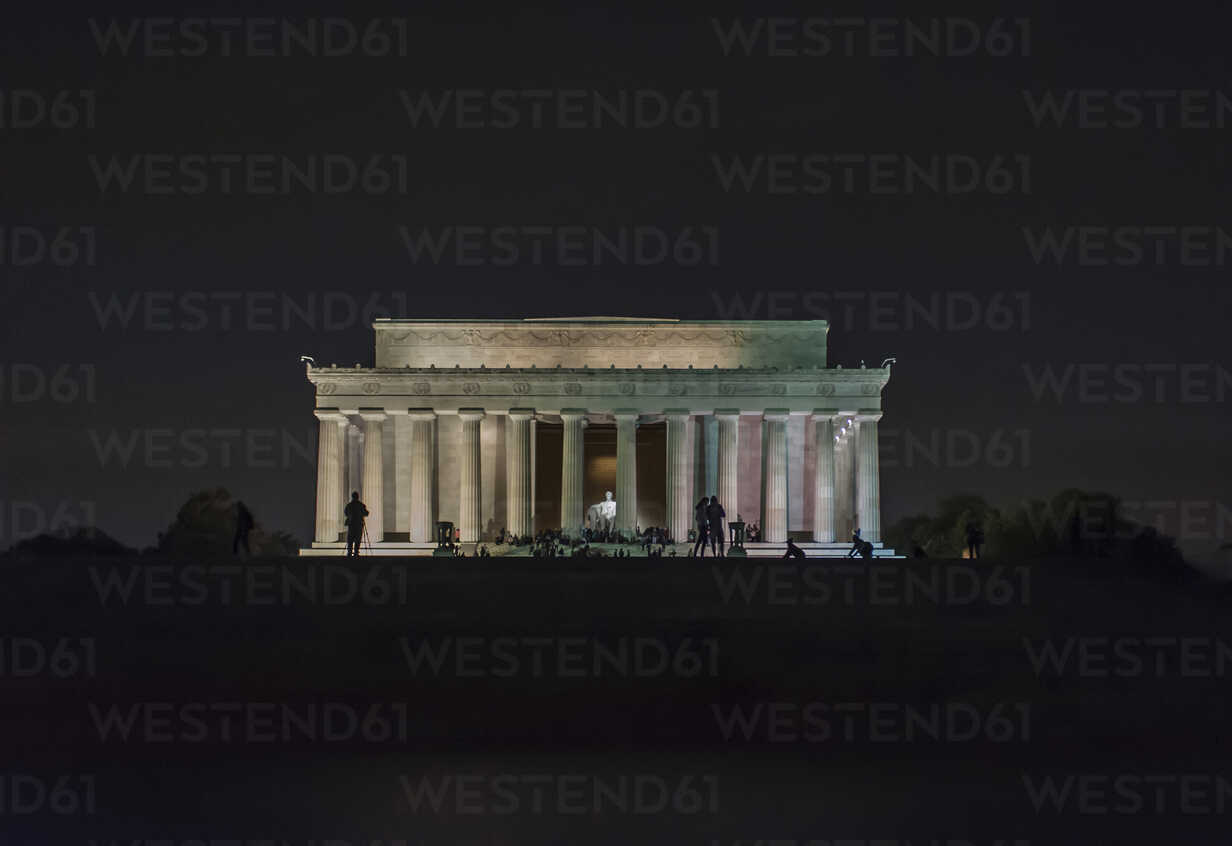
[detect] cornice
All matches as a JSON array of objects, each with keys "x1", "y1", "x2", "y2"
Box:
[{"x1": 306, "y1": 365, "x2": 889, "y2": 399}]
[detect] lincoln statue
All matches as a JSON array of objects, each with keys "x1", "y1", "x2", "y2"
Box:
[
  {"x1": 587, "y1": 491, "x2": 617, "y2": 533},
  {"x1": 300, "y1": 317, "x2": 894, "y2": 557}
]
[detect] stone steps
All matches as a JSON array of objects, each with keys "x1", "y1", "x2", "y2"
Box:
[{"x1": 301, "y1": 541, "x2": 900, "y2": 558}]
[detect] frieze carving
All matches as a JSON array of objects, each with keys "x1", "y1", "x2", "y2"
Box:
[
  {"x1": 308, "y1": 372, "x2": 868, "y2": 403},
  {"x1": 382, "y1": 327, "x2": 822, "y2": 349},
  {"x1": 524, "y1": 330, "x2": 579, "y2": 346},
  {"x1": 720, "y1": 382, "x2": 786, "y2": 396}
]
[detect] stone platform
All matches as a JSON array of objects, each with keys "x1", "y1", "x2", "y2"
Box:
[{"x1": 300, "y1": 540, "x2": 899, "y2": 558}]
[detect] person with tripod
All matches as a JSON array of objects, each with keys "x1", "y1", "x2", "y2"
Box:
[{"x1": 343, "y1": 491, "x2": 368, "y2": 557}]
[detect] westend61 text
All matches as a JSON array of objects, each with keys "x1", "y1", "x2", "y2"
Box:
[
  {"x1": 712, "y1": 701, "x2": 1031, "y2": 743},
  {"x1": 1023, "y1": 773, "x2": 1232, "y2": 815},
  {"x1": 0, "y1": 227, "x2": 96, "y2": 266},
  {"x1": 88, "y1": 563, "x2": 413, "y2": 606},
  {"x1": 89, "y1": 702, "x2": 409, "y2": 743},
  {"x1": 0, "y1": 774, "x2": 95, "y2": 815},
  {"x1": 0, "y1": 500, "x2": 95, "y2": 544},
  {"x1": 399, "y1": 225, "x2": 719, "y2": 267},
  {"x1": 400, "y1": 773, "x2": 719, "y2": 815},
  {"x1": 400, "y1": 89, "x2": 719, "y2": 129},
  {"x1": 0, "y1": 90, "x2": 95, "y2": 129},
  {"x1": 0, "y1": 365, "x2": 96, "y2": 404},
  {"x1": 711, "y1": 153, "x2": 1031, "y2": 195},
  {"x1": 89, "y1": 17, "x2": 410, "y2": 57},
  {"x1": 710, "y1": 17, "x2": 1031, "y2": 57},
  {"x1": 88, "y1": 290, "x2": 412, "y2": 332},
  {"x1": 710, "y1": 289, "x2": 1031, "y2": 332},
  {"x1": 89, "y1": 154, "x2": 410, "y2": 195},
  {"x1": 0, "y1": 637, "x2": 96, "y2": 678},
  {"x1": 399, "y1": 636, "x2": 719, "y2": 678},
  {"x1": 711, "y1": 564, "x2": 1031, "y2": 606},
  {"x1": 1023, "y1": 636, "x2": 1232, "y2": 678}
]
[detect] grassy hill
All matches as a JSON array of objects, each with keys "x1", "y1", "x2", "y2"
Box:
[{"x1": 2, "y1": 553, "x2": 1228, "y2": 843}]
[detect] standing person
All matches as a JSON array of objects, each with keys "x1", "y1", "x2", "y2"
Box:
[
  {"x1": 691, "y1": 497, "x2": 710, "y2": 557},
  {"x1": 343, "y1": 491, "x2": 368, "y2": 557},
  {"x1": 707, "y1": 496, "x2": 726, "y2": 557},
  {"x1": 232, "y1": 500, "x2": 254, "y2": 558},
  {"x1": 966, "y1": 522, "x2": 984, "y2": 559}
]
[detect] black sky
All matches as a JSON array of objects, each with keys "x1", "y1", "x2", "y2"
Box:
[{"x1": 1, "y1": 2, "x2": 1228, "y2": 557}]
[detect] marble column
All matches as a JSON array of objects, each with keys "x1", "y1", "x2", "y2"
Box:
[
  {"x1": 715, "y1": 410, "x2": 739, "y2": 529},
  {"x1": 835, "y1": 415, "x2": 855, "y2": 539},
  {"x1": 761, "y1": 410, "x2": 789, "y2": 543},
  {"x1": 408, "y1": 409, "x2": 436, "y2": 542},
  {"x1": 359, "y1": 409, "x2": 386, "y2": 542},
  {"x1": 855, "y1": 412, "x2": 883, "y2": 542},
  {"x1": 313, "y1": 409, "x2": 348, "y2": 543},
  {"x1": 529, "y1": 417, "x2": 537, "y2": 531},
  {"x1": 458, "y1": 409, "x2": 485, "y2": 542},
  {"x1": 560, "y1": 409, "x2": 586, "y2": 537},
  {"x1": 811, "y1": 412, "x2": 835, "y2": 542},
  {"x1": 506, "y1": 409, "x2": 534, "y2": 539},
  {"x1": 346, "y1": 422, "x2": 363, "y2": 503},
  {"x1": 665, "y1": 410, "x2": 691, "y2": 543},
  {"x1": 615, "y1": 411, "x2": 638, "y2": 534}
]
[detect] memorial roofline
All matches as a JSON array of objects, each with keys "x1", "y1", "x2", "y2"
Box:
[
  {"x1": 372, "y1": 317, "x2": 829, "y2": 329},
  {"x1": 307, "y1": 365, "x2": 884, "y2": 375}
]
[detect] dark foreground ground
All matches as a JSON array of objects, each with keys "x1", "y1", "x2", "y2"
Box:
[{"x1": 1, "y1": 553, "x2": 1229, "y2": 844}]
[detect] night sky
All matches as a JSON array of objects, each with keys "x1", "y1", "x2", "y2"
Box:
[{"x1": 2, "y1": 2, "x2": 1228, "y2": 559}]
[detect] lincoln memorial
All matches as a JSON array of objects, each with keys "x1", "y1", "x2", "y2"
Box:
[{"x1": 301, "y1": 318, "x2": 894, "y2": 556}]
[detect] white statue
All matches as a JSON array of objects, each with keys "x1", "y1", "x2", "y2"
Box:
[{"x1": 586, "y1": 491, "x2": 617, "y2": 532}]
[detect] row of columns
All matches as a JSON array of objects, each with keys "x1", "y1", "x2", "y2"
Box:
[{"x1": 314, "y1": 407, "x2": 881, "y2": 546}]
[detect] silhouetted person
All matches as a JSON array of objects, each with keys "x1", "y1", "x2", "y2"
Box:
[
  {"x1": 343, "y1": 491, "x2": 368, "y2": 557},
  {"x1": 782, "y1": 538, "x2": 806, "y2": 559},
  {"x1": 859, "y1": 538, "x2": 874, "y2": 560},
  {"x1": 691, "y1": 497, "x2": 710, "y2": 557},
  {"x1": 707, "y1": 496, "x2": 726, "y2": 557},
  {"x1": 232, "y1": 501, "x2": 254, "y2": 557},
  {"x1": 966, "y1": 522, "x2": 984, "y2": 559},
  {"x1": 847, "y1": 527, "x2": 863, "y2": 558}
]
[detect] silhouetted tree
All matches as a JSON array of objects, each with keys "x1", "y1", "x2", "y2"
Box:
[
  {"x1": 157, "y1": 488, "x2": 300, "y2": 558},
  {"x1": 888, "y1": 488, "x2": 1191, "y2": 578}
]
